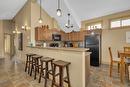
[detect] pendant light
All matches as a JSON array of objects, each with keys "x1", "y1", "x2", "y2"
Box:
[
  {"x1": 56, "y1": 0, "x2": 62, "y2": 16},
  {"x1": 38, "y1": 0, "x2": 43, "y2": 23},
  {"x1": 65, "y1": 13, "x2": 73, "y2": 28}
]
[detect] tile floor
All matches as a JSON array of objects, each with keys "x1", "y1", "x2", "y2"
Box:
[{"x1": 0, "y1": 56, "x2": 130, "y2": 87}]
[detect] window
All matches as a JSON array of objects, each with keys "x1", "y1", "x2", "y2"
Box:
[
  {"x1": 111, "y1": 20, "x2": 121, "y2": 28},
  {"x1": 122, "y1": 19, "x2": 130, "y2": 26},
  {"x1": 110, "y1": 17, "x2": 130, "y2": 28},
  {"x1": 86, "y1": 22, "x2": 102, "y2": 30}
]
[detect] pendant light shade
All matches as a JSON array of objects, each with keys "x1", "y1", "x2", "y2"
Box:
[
  {"x1": 57, "y1": 9, "x2": 62, "y2": 16},
  {"x1": 38, "y1": 0, "x2": 43, "y2": 23},
  {"x1": 56, "y1": 0, "x2": 62, "y2": 16},
  {"x1": 38, "y1": 18, "x2": 43, "y2": 24}
]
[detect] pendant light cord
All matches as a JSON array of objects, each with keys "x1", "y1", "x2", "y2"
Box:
[
  {"x1": 58, "y1": 0, "x2": 60, "y2": 9},
  {"x1": 68, "y1": 13, "x2": 70, "y2": 26},
  {"x1": 40, "y1": 0, "x2": 42, "y2": 18}
]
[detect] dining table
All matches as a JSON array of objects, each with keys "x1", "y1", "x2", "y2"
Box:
[{"x1": 119, "y1": 51, "x2": 130, "y2": 83}]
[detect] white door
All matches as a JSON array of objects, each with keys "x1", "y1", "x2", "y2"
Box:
[{"x1": 4, "y1": 34, "x2": 11, "y2": 55}]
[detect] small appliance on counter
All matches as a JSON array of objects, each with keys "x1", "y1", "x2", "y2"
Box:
[
  {"x1": 43, "y1": 42, "x2": 47, "y2": 47},
  {"x1": 64, "y1": 41, "x2": 73, "y2": 47},
  {"x1": 49, "y1": 43, "x2": 59, "y2": 47}
]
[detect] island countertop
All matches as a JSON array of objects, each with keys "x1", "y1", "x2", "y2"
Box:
[{"x1": 27, "y1": 46, "x2": 89, "y2": 52}]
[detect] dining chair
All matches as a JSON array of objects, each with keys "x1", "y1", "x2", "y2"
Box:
[
  {"x1": 108, "y1": 47, "x2": 121, "y2": 77},
  {"x1": 124, "y1": 47, "x2": 130, "y2": 80}
]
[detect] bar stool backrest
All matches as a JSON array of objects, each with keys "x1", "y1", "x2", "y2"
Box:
[
  {"x1": 108, "y1": 47, "x2": 113, "y2": 62},
  {"x1": 124, "y1": 47, "x2": 130, "y2": 51},
  {"x1": 124, "y1": 47, "x2": 130, "y2": 57}
]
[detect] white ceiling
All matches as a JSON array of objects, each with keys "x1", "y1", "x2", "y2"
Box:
[
  {"x1": 68, "y1": 0, "x2": 130, "y2": 21},
  {"x1": 39, "y1": 0, "x2": 130, "y2": 32},
  {"x1": 0, "y1": 0, "x2": 130, "y2": 32},
  {"x1": 0, "y1": 0, "x2": 27, "y2": 19}
]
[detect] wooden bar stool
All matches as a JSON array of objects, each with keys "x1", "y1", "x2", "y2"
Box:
[
  {"x1": 25, "y1": 53, "x2": 36, "y2": 74},
  {"x1": 30, "y1": 55, "x2": 42, "y2": 80},
  {"x1": 39, "y1": 57, "x2": 54, "y2": 87},
  {"x1": 51, "y1": 60, "x2": 71, "y2": 87}
]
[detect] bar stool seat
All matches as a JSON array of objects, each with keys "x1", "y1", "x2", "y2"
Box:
[
  {"x1": 53, "y1": 60, "x2": 70, "y2": 67},
  {"x1": 30, "y1": 55, "x2": 43, "y2": 79},
  {"x1": 41, "y1": 57, "x2": 54, "y2": 62},
  {"x1": 26, "y1": 53, "x2": 36, "y2": 56},
  {"x1": 52, "y1": 60, "x2": 71, "y2": 87},
  {"x1": 32, "y1": 55, "x2": 43, "y2": 59},
  {"x1": 25, "y1": 53, "x2": 36, "y2": 74},
  {"x1": 39, "y1": 57, "x2": 54, "y2": 87}
]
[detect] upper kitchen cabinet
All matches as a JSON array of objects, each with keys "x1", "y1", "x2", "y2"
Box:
[
  {"x1": 35, "y1": 26, "x2": 64, "y2": 41},
  {"x1": 67, "y1": 31, "x2": 81, "y2": 41},
  {"x1": 35, "y1": 25, "x2": 51, "y2": 41},
  {"x1": 35, "y1": 27, "x2": 44, "y2": 41},
  {"x1": 72, "y1": 32, "x2": 80, "y2": 41},
  {"x1": 79, "y1": 30, "x2": 86, "y2": 41},
  {"x1": 35, "y1": 25, "x2": 90, "y2": 41},
  {"x1": 60, "y1": 30, "x2": 68, "y2": 41},
  {"x1": 43, "y1": 27, "x2": 51, "y2": 41}
]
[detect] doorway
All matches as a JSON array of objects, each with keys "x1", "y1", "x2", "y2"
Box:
[{"x1": 4, "y1": 34, "x2": 11, "y2": 55}]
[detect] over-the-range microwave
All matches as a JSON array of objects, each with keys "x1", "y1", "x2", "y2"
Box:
[{"x1": 52, "y1": 34, "x2": 61, "y2": 41}]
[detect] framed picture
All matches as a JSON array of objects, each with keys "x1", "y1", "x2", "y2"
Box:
[{"x1": 18, "y1": 33, "x2": 23, "y2": 50}]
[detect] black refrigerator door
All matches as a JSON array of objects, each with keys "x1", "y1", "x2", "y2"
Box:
[
  {"x1": 85, "y1": 35, "x2": 99, "y2": 45},
  {"x1": 85, "y1": 35, "x2": 100, "y2": 67},
  {"x1": 89, "y1": 45, "x2": 99, "y2": 66}
]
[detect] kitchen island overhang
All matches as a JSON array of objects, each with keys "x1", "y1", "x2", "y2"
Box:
[{"x1": 26, "y1": 46, "x2": 91, "y2": 87}]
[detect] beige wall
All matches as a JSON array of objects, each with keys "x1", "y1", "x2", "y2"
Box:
[
  {"x1": 3, "y1": 20, "x2": 13, "y2": 34},
  {"x1": 13, "y1": 0, "x2": 31, "y2": 61},
  {"x1": 81, "y1": 10, "x2": 130, "y2": 64},
  {"x1": 52, "y1": 18, "x2": 61, "y2": 29},
  {"x1": 0, "y1": 21, "x2": 4, "y2": 58},
  {"x1": 14, "y1": 0, "x2": 31, "y2": 50}
]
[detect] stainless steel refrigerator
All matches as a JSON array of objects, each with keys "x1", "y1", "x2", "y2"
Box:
[{"x1": 85, "y1": 34, "x2": 101, "y2": 66}]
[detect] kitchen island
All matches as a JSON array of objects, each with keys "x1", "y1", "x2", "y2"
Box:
[{"x1": 26, "y1": 46, "x2": 91, "y2": 87}]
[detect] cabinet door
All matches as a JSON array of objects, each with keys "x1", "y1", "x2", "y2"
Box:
[
  {"x1": 80, "y1": 30, "x2": 88, "y2": 41},
  {"x1": 79, "y1": 31, "x2": 85, "y2": 41},
  {"x1": 60, "y1": 31, "x2": 65, "y2": 41},
  {"x1": 76, "y1": 32, "x2": 80, "y2": 41},
  {"x1": 42, "y1": 28, "x2": 47, "y2": 41},
  {"x1": 35, "y1": 28, "x2": 38, "y2": 41},
  {"x1": 47, "y1": 30, "x2": 52, "y2": 41},
  {"x1": 38, "y1": 28, "x2": 43, "y2": 41},
  {"x1": 71, "y1": 32, "x2": 79, "y2": 41},
  {"x1": 68, "y1": 33, "x2": 72, "y2": 41},
  {"x1": 71, "y1": 32, "x2": 74, "y2": 41}
]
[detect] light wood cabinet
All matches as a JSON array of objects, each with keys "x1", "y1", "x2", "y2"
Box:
[
  {"x1": 35, "y1": 26, "x2": 50, "y2": 41},
  {"x1": 35, "y1": 26, "x2": 87, "y2": 41},
  {"x1": 66, "y1": 32, "x2": 81, "y2": 41},
  {"x1": 79, "y1": 30, "x2": 89, "y2": 41},
  {"x1": 35, "y1": 27, "x2": 44, "y2": 41},
  {"x1": 60, "y1": 31, "x2": 68, "y2": 41}
]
